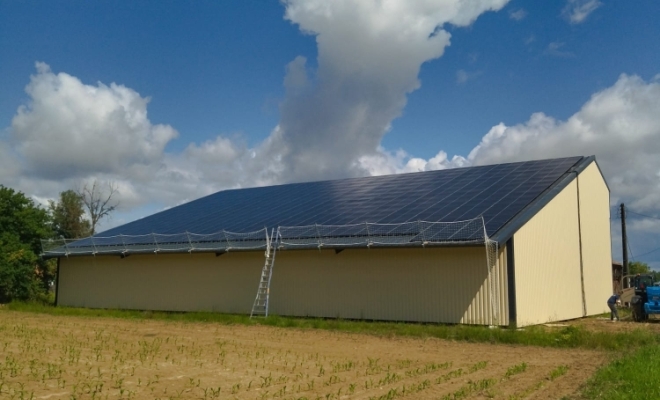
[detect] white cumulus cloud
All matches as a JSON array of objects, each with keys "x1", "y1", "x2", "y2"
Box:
[
  {"x1": 11, "y1": 63, "x2": 178, "y2": 180},
  {"x1": 468, "y1": 74, "x2": 660, "y2": 212},
  {"x1": 385, "y1": 73, "x2": 660, "y2": 266},
  {"x1": 5, "y1": 1, "x2": 659, "y2": 263},
  {"x1": 2, "y1": 63, "x2": 278, "y2": 214},
  {"x1": 272, "y1": 0, "x2": 510, "y2": 181},
  {"x1": 2, "y1": 0, "x2": 511, "y2": 226},
  {"x1": 392, "y1": 73, "x2": 660, "y2": 217}
]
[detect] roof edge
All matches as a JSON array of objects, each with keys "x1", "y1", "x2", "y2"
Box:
[
  {"x1": 490, "y1": 155, "x2": 596, "y2": 244},
  {"x1": 42, "y1": 240, "x2": 489, "y2": 259},
  {"x1": 591, "y1": 157, "x2": 610, "y2": 193}
]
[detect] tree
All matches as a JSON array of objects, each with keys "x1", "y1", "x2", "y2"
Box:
[
  {"x1": 0, "y1": 185, "x2": 54, "y2": 302},
  {"x1": 629, "y1": 261, "x2": 660, "y2": 283},
  {"x1": 77, "y1": 180, "x2": 119, "y2": 235},
  {"x1": 0, "y1": 236, "x2": 40, "y2": 302},
  {"x1": 49, "y1": 190, "x2": 91, "y2": 238},
  {"x1": 628, "y1": 261, "x2": 651, "y2": 275}
]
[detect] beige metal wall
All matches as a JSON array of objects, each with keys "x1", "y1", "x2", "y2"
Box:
[
  {"x1": 58, "y1": 246, "x2": 508, "y2": 325},
  {"x1": 58, "y1": 252, "x2": 262, "y2": 312},
  {"x1": 514, "y1": 180, "x2": 585, "y2": 327},
  {"x1": 270, "y1": 246, "x2": 508, "y2": 325},
  {"x1": 577, "y1": 162, "x2": 612, "y2": 315},
  {"x1": 56, "y1": 163, "x2": 609, "y2": 327}
]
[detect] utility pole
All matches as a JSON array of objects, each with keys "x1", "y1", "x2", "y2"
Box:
[{"x1": 621, "y1": 203, "x2": 628, "y2": 286}]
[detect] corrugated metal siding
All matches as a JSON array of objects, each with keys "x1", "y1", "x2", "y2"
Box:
[
  {"x1": 58, "y1": 246, "x2": 509, "y2": 325},
  {"x1": 58, "y1": 253, "x2": 262, "y2": 312},
  {"x1": 270, "y1": 247, "x2": 508, "y2": 325},
  {"x1": 514, "y1": 180, "x2": 584, "y2": 327},
  {"x1": 497, "y1": 246, "x2": 509, "y2": 325},
  {"x1": 578, "y1": 162, "x2": 612, "y2": 315}
]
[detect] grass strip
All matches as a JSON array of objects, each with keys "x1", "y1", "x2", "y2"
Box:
[
  {"x1": 579, "y1": 344, "x2": 660, "y2": 400},
  {"x1": 4, "y1": 302, "x2": 659, "y2": 351}
]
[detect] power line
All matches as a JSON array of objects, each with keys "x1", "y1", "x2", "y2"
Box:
[
  {"x1": 634, "y1": 245, "x2": 660, "y2": 259},
  {"x1": 626, "y1": 209, "x2": 660, "y2": 221},
  {"x1": 617, "y1": 204, "x2": 660, "y2": 260},
  {"x1": 619, "y1": 204, "x2": 660, "y2": 261},
  {"x1": 627, "y1": 240, "x2": 635, "y2": 261}
]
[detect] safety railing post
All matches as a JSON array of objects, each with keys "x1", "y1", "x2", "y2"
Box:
[
  {"x1": 152, "y1": 233, "x2": 159, "y2": 253},
  {"x1": 223, "y1": 230, "x2": 231, "y2": 251},
  {"x1": 365, "y1": 222, "x2": 372, "y2": 247},
  {"x1": 185, "y1": 231, "x2": 193, "y2": 253},
  {"x1": 417, "y1": 220, "x2": 427, "y2": 246},
  {"x1": 120, "y1": 234, "x2": 127, "y2": 256},
  {"x1": 315, "y1": 224, "x2": 323, "y2": 249},
  {"x1": 264, "y1": 228, "x2": 270, "y2": 256},
  {"x1": 62, "y1": 238, "x2": 70, "y2": 256}
]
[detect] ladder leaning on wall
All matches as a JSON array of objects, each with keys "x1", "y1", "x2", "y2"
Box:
[{"x1": 250, "y1": 228, "x2": 279, "y2": 318}]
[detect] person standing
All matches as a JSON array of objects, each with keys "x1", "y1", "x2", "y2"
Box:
[{"x1": 607, "y1": 294, "x2": 620, "y2": 321}]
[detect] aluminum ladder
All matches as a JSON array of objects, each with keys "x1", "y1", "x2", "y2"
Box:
[{"x1": 250, "y1": 228, "x2": 279, "y2": 318}]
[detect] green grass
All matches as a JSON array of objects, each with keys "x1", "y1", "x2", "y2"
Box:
[
  {"x1": 580, "y1": 344, "x2": 660, "y2": 399},
  {"x1": 5, "y1": 302, "x2": 660, "y2": 352}
]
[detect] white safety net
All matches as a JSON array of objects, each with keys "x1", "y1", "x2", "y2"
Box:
[
  {"x1": 278, "y1": 217, "x2": 486, "y2": 248},
  {"x1": 41, "y1": 229, "x2": 269, "y2": 256},
  {"x1": 42, "y1": 217, "x2": 490, "y2": 256}
]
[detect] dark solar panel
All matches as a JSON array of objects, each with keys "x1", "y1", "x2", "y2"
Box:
[{"x1": 93, "y1": 156, "x2": 583, "y2": 242}]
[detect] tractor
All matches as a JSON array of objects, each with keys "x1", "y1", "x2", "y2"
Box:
[{"x1": 626, "y1": 274, "x2": 660, "y2": 322}]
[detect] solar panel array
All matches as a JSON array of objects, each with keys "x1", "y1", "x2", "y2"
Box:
[{"x1": 95, "y1": 156, "x2": 582, "y2": 243}]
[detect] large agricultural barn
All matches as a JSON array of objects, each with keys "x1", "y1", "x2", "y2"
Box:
[{"x1": 44, "y1": 156, "x2": 612, "y2": 327}]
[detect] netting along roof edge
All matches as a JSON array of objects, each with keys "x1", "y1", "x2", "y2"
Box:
[{"x1": 42, "y1": 217, "x2": 488, "y2": 257}]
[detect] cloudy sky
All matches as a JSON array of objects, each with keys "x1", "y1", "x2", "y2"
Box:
[{"x1": 1, "y1": 1, "x2": 659, "y2": 268}]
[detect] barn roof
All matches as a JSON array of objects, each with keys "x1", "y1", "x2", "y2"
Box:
[{"x1": 44, "y1": 155, "x2": 597, "y2": 256}]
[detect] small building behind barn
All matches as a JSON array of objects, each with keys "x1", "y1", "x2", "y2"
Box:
[
  {"x1": 44, "y1": 156, "x2": 613, "y2": 327},
  {"x1": 612, "y1": 261, "x2": 623, "y2": 293}
]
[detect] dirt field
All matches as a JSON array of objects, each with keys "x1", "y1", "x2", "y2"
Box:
[
  {"x1": 566, "y1": 312, "x2": 660, "y2": 334},
  {"x1": 0, "y1": 311, "x2": 610, "y2": 400}
]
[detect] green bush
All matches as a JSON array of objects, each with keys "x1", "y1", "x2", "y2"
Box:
[
  {"x1": 0, "y1": 235, "x2": 41, "y2": 302},
  {"x1": 0, "y1": 185, "x2": 54, "y2": 302}
]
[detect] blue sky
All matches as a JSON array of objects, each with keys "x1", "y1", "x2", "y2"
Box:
[{"x1": 1, "y1": 0, "x2": 659, "y2": 267}]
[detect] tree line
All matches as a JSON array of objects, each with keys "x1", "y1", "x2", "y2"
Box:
[
  {"x1": 627, "y1": 261, "x2": 660, "y2": 283},
  {"x1": 0, "y1": 182, "x2": 117, "y2": 303}
]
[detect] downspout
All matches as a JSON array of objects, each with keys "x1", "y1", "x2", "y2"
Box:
[
  {"x1": 575, "y1": 172, "x2": 587, "y2": 317},
  {"x1": 506, "y1": 238, "x2": 517, "y2": 327},
  {"x1": 54, "y1": 258, "x2": 61, "y2": 307}
]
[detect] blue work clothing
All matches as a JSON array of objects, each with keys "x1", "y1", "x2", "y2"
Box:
[{"x1": 607, "y1": 294, "x2": 620, "y2": 321}]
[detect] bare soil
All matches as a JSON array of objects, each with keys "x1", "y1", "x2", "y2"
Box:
[
  {"x1": 0, "y1": 311, "x2": 610, "y2": 399},
  {"x1": 564, "y1": 312, "x2": 660, "y2": 334}
]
